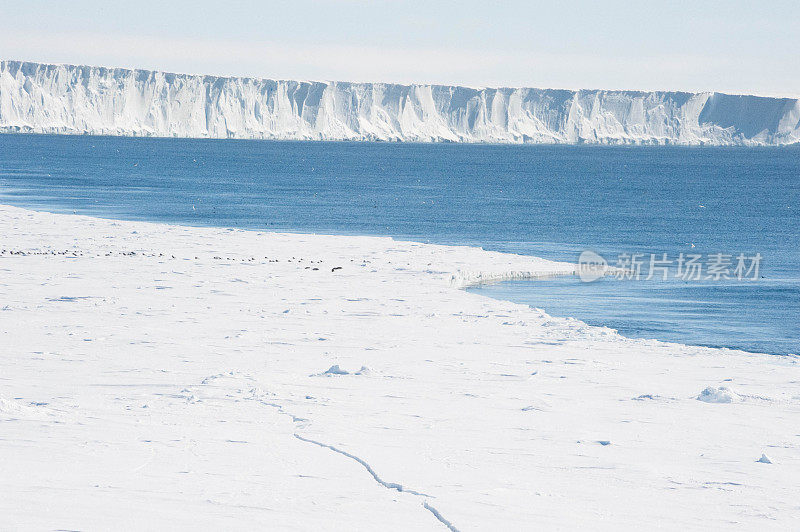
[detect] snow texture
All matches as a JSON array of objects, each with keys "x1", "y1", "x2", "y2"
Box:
[
  {"x1": 2, "y1": 204, "x2": 799, "y2": 529},
  {"x1": 2, "y1": 60, "x2": 799, "y2": 145}
]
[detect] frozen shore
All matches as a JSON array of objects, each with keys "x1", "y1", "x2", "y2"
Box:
[{"x1": 1, "y1": 204, "x2": 798, "y2": 530}]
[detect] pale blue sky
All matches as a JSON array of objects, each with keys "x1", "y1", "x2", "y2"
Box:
[{"x1": 1, "y1": 0, "x2": 798, "y2": 96}]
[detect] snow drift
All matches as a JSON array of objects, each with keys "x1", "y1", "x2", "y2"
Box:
[{"x1": 1, "y1": 60, "x2": 799, "y2": 145}]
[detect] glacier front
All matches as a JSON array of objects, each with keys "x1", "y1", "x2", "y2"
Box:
[{"x1": 1, "y1": 60, "x2": 799, "y2": 145}]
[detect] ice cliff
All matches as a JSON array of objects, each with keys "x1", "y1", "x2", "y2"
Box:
[{"x1": 1, "y1": 60, "x2": 799, "y2": 145}]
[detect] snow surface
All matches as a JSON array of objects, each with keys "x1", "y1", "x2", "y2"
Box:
[
  {"x1": 2, "y1": 60, "x2": 800, "y2": 145},
  {"x1": 1, "y1": 204, "x2": 799, "y2": 529}
]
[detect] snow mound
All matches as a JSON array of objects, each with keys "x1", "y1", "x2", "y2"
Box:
[
  {"x1": 313, "y1": 365, "x2": 370, "y2": 377},
  {"x1": 696, "y1": 386, "x2": 742, "y2": 403},
  {"x1": 321, "y1": 365, "x2": 349, "y2": 376},
  {"x1": 757, "y1": 453, "x2": 773, "y2": 464},
  {"x1": 632, "y1": 394, "x2": 658, "y2": 401}
]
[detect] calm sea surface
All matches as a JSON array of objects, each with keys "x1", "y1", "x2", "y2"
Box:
[{"x1": 1, "y1": 134, "x2": 798, "y2": 355}]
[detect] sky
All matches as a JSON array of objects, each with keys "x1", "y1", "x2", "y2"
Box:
[{"x1": 1, "y1": 0, "x2": 799, "y2": 96}]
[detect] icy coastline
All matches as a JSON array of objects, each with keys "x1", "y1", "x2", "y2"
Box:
[
  {"x1": 2, "y1": 204, "x2": 799, "y2": 529},
  {"x1": 2, "y1": 60, "x2": 799, "y2": 145}
]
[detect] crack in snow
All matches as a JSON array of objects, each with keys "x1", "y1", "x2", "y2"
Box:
[
  {"x1": 294, "y1": 433, "x2": 460, "y2": 531},
  {"x1": 293, "y1": 433, "x2": 430, "y2": 496},
  {"x1": 423, "y1": 501, "x2": 461, "y2": 532},
  {"x1": 213, "y1": 376, "x2": 460, "y2": 531}
]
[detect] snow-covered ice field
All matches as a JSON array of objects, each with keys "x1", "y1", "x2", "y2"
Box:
[{"x1": 1, "y1": 204, "x2": 798, "y2": 530}]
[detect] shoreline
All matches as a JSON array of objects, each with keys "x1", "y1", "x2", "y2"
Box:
[
  {"x1": 1, "y1": 204, "x2": 798, "y2": 529},
  {"x1": 3, "y1": 201, "x2": 784, "y2": 358}
]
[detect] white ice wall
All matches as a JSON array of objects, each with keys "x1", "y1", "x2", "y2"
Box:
[{"x1": 1, "y1": 60, "x2": 799, "y2": 145}]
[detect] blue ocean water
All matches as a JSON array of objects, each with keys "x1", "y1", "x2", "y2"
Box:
[{"x1": 1, "y1": 134, "x2": 798, "y2": 355}]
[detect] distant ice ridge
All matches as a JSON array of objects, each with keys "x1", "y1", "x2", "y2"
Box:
[{"x1": 2, "y1": 59, "x2": 799, "y2": 145}]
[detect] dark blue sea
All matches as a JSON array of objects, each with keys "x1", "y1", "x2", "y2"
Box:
[{"x1": 1, "y1": 134, "x2": 798, "y2": 355}]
